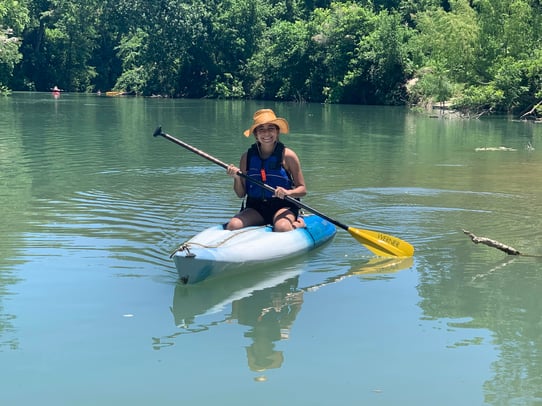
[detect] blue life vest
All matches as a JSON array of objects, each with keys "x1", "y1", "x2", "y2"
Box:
[{"x1": 246, "y1": 142, "x2": 293, "y2": 199}]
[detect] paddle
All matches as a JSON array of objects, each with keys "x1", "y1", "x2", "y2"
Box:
[{"x1": 153, "y1": 127, "x2": 414, "y2": 257}]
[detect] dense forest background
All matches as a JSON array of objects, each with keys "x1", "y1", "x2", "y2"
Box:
[{"x1": 2, "y1": 0, "x2": 542, "y2": 115}]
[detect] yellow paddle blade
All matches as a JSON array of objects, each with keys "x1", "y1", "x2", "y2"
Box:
[{"x1": 347, "y1": 227, "x2": 415, "y2": 257}]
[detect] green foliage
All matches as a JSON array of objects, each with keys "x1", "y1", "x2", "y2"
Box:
[
  {"x1": 475, "y1": 0, "x2": 537, "y2": 63},
  {"x1": 0, "y1": 29, "x2": 23, "y2": 87},
  {"x1": 209, "y1": 73, "x2": 245, "y2": 99},
  {"x1": 210, "y1": 0, "x2": 269, "y2": 98},
  {"x1": 0, "y1": 0, "x2": 29, "y2": 34},
  {"x1": 4, "y1": 0, "x2": 542, "y2": 115},
  {"x1": 479, "y1": 51, "x2": 542, "y2": 113},
  {"x1": 0, "y1": 0, "x2": 29, "y2": 88},
  {"x1": 523, "y1": 49, "x2": 542, "y2": 100},
  {"x1": 491, "y1": 57, "x2": 528, "y2": 111},
  {"x1": 246, "y1": 19, "x2": 311, "y2": 101},
  {"x1": 114, "y1": 29, "x2": 148, "y2": 93},
  {"x1": 12, "y1": 0, "x2": 100, "y2": 91},
  {"x1": 114, "y1": 66, "x2": 147, "y2": 94},
  {"x1": 452, "y1": 83, "x2": 505, "y2": 114},
  {"x1": 410, "y1": 0, "x2": 479, "y2": 83},
  {"x1": 446, "y1": 48, "x2": 542, "y2": 114},
  {"x1": 308, "y1": 1, "x2": 378, "y2": 103},
  {"x1": 408, "y1": 66, "x2": 454, "y2": 106},
  {"x1": 347, "y1": 10, "x2": 413, "y2": 104},
  {"x1": 303, "y1": 3, "x2": 413, "y2": 104}
]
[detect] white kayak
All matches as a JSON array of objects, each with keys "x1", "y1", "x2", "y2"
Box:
[{"x1": 171, "y1": 214, "x2": 336, "y2": 284}]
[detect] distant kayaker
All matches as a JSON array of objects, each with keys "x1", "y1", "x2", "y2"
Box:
[
  {"x1": 226, "y1": 109, "x2": 307, "y2": 232},
  {"x1": 52, "y1": 85, "x2": 61, "y2": 98}
]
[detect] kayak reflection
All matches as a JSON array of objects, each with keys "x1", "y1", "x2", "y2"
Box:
[
  {"x1": 165, "y1": 263, "x2": 304, "y2": 374},
  {"x1": 161, "y1": 256, "x2": 414, "y2": 373},
  {"x1": 170, "y1": 264, "x2": 304, "y2": 332}
]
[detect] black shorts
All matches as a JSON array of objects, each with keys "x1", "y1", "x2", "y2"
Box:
[{"x1": 246, "y1": 197, "x2": 300, "y2": 225}]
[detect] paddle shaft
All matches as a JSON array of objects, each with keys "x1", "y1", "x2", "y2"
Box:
[
  {"x1": 153, "y1": 127, "x2": 414, "y2": 257},
  {"x1": 154, "y1": 127, "x2": 349, "y2": 228}
]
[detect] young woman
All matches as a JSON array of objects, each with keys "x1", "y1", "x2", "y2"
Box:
[{"x1": 226, "y1": 109, "x2": 306, "y2": 232}]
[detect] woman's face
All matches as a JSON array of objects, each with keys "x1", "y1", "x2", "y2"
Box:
[{"x1": 254, "y1": 124, "x2": 279, "y2": 144}]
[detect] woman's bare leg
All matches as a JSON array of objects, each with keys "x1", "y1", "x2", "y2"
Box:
[
  {"x1": 226, "y1": 208, "x2": 265, "y2": 230},
  {"x1": 273, "y1": 208, "x2": 298, "y2": 232}
]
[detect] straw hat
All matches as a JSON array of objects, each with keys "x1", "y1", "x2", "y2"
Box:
[{"x1": 243, "y1": 109, "x2": 289, "y2": 137}]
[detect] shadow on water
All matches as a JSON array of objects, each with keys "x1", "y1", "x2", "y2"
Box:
[{"x1": 153, "y1": 256, "x2": 414, "y2": 376}]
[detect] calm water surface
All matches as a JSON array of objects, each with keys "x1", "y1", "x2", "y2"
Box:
[{"x1": 1, "y1": 93, "x2": 542, "y2": 405}]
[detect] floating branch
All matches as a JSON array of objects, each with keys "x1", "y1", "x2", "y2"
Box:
[{"x1": 462, "y1": 229, "x2": 521, "y2": 256}]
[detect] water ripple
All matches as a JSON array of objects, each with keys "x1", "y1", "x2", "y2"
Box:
[
  {"x1": 23, "y1": 190, "x2": 189, "y2": 271},
  {"x1": 322, "y1": 186, "x2": 540, "y2": 257}
]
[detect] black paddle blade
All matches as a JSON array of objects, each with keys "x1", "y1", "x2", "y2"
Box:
[{"x1": 153, "y1": 126, "x2": 163, "y2": 137}]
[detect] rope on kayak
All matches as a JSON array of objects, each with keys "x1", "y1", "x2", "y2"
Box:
[
  {"x1": 170, "y1": 243, "x2": 195, "y2": 258},
  {"x1": 169, "y1": 226, "x2": 270, "y2": 258}
]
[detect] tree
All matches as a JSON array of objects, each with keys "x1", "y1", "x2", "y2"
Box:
[
  {"x1": 0, "y1": 0, "x2": 29, "y2": 91},
  {"x1": 246, "y1": 20, "x2": 311, "y2": 101},
  {"x1": 114, "y1": 28, "x2": 149, "y2": 94},
  {"x1": 346, "y1": 10, "x2": 413, "y2": 104},
  {"x1": 410, "y1": 0, "x2": 479, "y2": 84},
  {"x1": 454, "y1": 0, "x2": 542, "y2": 113},
  {"x1": 114, "y1": 0, "x2": 223, "y2": 97},
  {"x1": 475, "y1": 0, "x2": 538, "y2": 67},
  {"x1": 208, "y1": 0, "x2": 267, "y2": 98},
  {"x1": 308, "y1": 1, "x2": 378, "y2": 103},
  {"x1": 16, "y1": 0, "x2": 100, "y2": 91}
]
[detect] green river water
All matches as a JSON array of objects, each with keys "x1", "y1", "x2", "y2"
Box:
[{"x1": 1, "y1": 92, "x2": 542, "y2": 405}]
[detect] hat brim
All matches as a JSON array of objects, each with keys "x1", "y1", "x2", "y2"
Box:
[{"x1": 244, "y1": 118, "x2": 289, "y2": 137}]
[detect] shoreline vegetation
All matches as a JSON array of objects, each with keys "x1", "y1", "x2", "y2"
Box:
[{"x1": 2, "y1": 1, "x2": 542, "y2": 119}]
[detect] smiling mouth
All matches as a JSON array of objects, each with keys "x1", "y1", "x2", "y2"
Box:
[{"x1": 259, "y1": 137, "x2": 275, "y2": 144}]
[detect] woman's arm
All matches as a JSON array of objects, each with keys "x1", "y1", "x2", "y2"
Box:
[
  {"x1": 227, "y1": 152, "x2": 247, "y2": 198},
  {"x1": 280, "y1": 148, "x2": 307, "y2": 199}
]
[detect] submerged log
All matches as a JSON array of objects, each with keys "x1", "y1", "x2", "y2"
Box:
[{"x1": 462, "y1": 230, "x2": 522, "y2": 256}]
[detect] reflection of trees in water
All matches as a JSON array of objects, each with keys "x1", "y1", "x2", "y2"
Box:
[
  {"x1": 482, "y1": 265, "x2": 542, "y2": 404},
  {"x1": 416, "y1": 252, "x2": 542, "y2": 404},
  {"x1": 0, "y1": 270, "x2": 20, "y2": 351}
]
